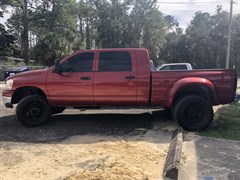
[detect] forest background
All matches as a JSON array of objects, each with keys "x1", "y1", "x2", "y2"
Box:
[{"x1": 0, "y1": 0, "x2": 240, "y2": 71}]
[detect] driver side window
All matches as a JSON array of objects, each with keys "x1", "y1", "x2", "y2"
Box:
[{"x1": 61, "y1": 53, "x2": 94, "y2": 72}]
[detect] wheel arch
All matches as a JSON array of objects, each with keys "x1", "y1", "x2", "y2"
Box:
[
  {"x1": 170, "y1": 77, "x2": 219, "y2": 107},
  {"x1": 173, "y1": 84, "x2": 216, "y2": 105},
  {"x1": 12, "y1": 86, "x2": 47, "y2": 104}
]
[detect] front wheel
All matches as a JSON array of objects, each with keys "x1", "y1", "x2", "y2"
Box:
[
  {"x1": 173, "y1": 95, "x2": 213, "y2": 131},
  {"x1": 16, "y1": 95, "x2": 51, "y2": 127}
]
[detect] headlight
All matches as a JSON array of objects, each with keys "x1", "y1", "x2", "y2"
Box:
[{"x1": 5, "y1": 79, "x2": 14, "y2": 90}]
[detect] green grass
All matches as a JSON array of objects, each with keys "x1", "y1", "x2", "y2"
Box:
[{"x1": 200, "y1": 103, "x2": 240, "y2": 141}]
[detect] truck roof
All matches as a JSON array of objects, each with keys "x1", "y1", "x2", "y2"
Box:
[{"x1": 79, "y1": 48, "x2": 148, "y2": 52}]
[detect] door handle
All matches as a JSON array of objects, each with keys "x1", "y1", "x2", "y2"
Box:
[
  {"x1": 125, "y1": 76, "x2": 135, "y2": 80},
  {"x1": 80, "y1": 76, "x2": 91, "y2": 80}
]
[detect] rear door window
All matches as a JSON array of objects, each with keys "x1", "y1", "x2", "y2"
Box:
[{"x1": 99, "y1": 52, "x2": 132, "y2": 72}]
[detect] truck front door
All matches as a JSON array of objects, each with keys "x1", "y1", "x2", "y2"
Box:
[{"x1": 47, "y1": 52, "x2": 95, "y2": 105}]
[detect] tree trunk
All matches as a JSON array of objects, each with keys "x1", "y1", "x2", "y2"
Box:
[
  {"x1": 86, "y1": 18, "x2": 91, "y2": 49},
  {"x1": 79, "y1": 16, "x2": 84, "y2": 43},
  {"x1": 22, "y1": 0, "x2": 29, "y2": 63},
  {"x1": 50, "y1": 0, "x2": 56, "y2": 32}
]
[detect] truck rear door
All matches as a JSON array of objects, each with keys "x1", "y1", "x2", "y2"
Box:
[{"x1": 93, "y1": 50, "x2": 137, "y2": 105}]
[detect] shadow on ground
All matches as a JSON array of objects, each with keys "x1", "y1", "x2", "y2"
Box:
[{"x1": 0, "y1": 109, "x2": 174, "y2": 143}]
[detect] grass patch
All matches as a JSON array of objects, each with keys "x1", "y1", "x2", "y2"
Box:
[{"x1": 200, "y1": 103, "x2": 240, "y2": 141}]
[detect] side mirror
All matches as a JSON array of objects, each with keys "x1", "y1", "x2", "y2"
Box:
[{"x1": 54, "y1": 59, "x2": 63, "y2": 73}]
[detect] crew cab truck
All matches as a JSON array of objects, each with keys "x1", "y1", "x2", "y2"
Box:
[{"x1": 2, "y1": 48, "x2": 237, "y2": 131}]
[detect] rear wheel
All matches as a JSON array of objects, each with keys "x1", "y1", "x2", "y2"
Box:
[
  {"x1": 16, "y1": 95, "x2": 51, "y2": 126},
  {"x1": 173, "y1": 95, "x2": 213, "y2": 131}
]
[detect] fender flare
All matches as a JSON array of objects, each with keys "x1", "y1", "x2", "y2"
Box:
[
  {"x1": 12, "y1": 86, "x2": 47, "y2": 104},
  {"x1": 166, "y1": 77, "x2": 218, "y2": 107}
]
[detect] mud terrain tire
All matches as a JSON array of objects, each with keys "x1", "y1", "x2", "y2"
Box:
[
  {"x1": 173, "y1": 95, "x2": 213, "y2": 131},
  {"x1": 16, "y1": 95, "x2": 51, "y2": 126}
]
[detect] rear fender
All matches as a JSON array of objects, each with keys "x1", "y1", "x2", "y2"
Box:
[{"x1": 166, "y1": 77, "x2": 218, "y2": 107}]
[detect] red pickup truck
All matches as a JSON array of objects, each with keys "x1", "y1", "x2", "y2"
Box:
[{"x1": 2, "y1": 48, "x2": 237, "y2": 131}]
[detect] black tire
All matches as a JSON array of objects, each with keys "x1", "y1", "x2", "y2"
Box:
[
  {"x1": 16, "y1": 95, "x2": 51, "y2": 127},
  {"x1": 173, "y1": 95, "x2": 213, "y2": 131},
  {"x1": 51, "y1": 106, "x2": 66, "y2": 114}
]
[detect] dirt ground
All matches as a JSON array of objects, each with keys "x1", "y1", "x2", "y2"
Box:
[
  {"x1": 1, "y1": 79, "x2": 239, "y2": 180},
  {"x1": 0, "y1": 84, "x2": 176, "y2": 180}
]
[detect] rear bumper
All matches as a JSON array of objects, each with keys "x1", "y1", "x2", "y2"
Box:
[{"x1": 2, "y1": 90, "x2": 13, "y2": 108}]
